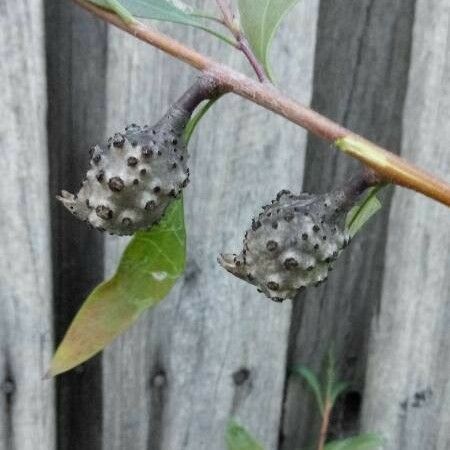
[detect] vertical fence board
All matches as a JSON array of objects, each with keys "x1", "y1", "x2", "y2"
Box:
[
  {"x1": 0, "y1": 1, "x2": 54, "y2": 449},
  {"x1": 101, "y1": 2, "x2": 318, "y2": 449},
  {"x1": 361, "y1": 1, "x2": 450, "y2": 449},
  {"x1": 45, "y1": 2, "x2": 107, "y2": 449},
  {"x1": 281, "y1": 1, "x2": 416, "y2": 448}
]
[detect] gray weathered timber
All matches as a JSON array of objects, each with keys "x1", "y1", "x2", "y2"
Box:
[
  {"x1": 101, "y1": 1, "x2": 318, "y2": 449},
  {"x1": 361, "y1": 1, "x2": 450, "y2": 449},
  {"x1": 1, "y1": 0, "x2": 449, "y2": 448},
  {"x1": 281, "y1": 1, "x2": 416, "y2": 448},
  {"x1": 0, "y1": 1, "x2": 55, "y2": 449},
  {"x1": 45, "y1": 2, "x2": 107, "y2": 449}
]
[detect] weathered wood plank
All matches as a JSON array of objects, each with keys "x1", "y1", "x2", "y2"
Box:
[
  {"x1": 45, "y1": 2, "x2": 107, "y2": 449},
  {"x1": 101, "y1": 1, "x2": 318, "y2": 449},
  {"x1": 0, "y1": 1, "x2": 54, "y2": 449},
  {"x1": 361, "y1": 1, "x2": 450, "y2": 449},
  {"x1": 281, "y1": 1, "x2": 416, "y2": 448}
]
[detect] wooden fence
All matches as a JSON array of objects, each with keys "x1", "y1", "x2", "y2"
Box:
[{"x1": 0, "y1": 0, "x2": 448, "y2": 449}]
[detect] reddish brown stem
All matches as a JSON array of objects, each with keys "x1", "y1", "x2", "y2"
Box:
[
  {"x1": 73, "y1": 0, "x2": 450, "y2": 208},
  {"x1": 317, "y1": 402, "x2": 332, "y2": 450},
  {"x1": 237, "y1": 36, "x2": 268, "y2": 82}
]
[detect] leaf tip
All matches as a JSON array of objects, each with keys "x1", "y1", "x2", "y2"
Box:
[{"x1": 48, "y1": 351, "x2": 78, "y2": 377}]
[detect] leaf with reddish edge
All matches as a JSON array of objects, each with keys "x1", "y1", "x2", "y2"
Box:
[{"x1": 49, "y1": 199, "x2": 185, "y2": 376}]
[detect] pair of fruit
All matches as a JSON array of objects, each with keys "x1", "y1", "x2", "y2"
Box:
[{"x1": 59, "y1": 78, "x2": 365, "y2": 302}]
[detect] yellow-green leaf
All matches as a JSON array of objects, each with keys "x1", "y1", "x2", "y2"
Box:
[{"x1": 50, "y1": 199, "x2": 186, "y2": 376}]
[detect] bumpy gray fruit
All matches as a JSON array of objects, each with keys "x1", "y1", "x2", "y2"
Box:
[
  {"x1": 58, "y1": 106, "x2": 190, "y2": 236},
  {"x1": 218, "y1": 189, "x2": 353, "y2": 301}
]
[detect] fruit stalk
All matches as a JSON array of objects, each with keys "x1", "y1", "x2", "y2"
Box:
[
  {"x1": 174, "y1": 75, "x2": 221, "y2": 118},
  {"x1": 340, "y1": 168, "x2": 383, "y2": 209}
]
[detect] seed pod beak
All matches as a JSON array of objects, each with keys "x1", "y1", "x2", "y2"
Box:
[
  {"x1": 56, "y1": 190, "x2": 77, "y2": 210},
  {"x1": 217, "y1": 253, "x2": 247, "y2": 280},
  {"x1": 57, "y1": 190, "x2": 90, "y2": 220}
]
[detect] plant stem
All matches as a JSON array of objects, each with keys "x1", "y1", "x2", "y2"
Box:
[
  {"x1": 72, "y1": 0, "x2": 450, "y2": 207},
  {"x1": 237, "y1": 35, "x2": 268, "y2": 82},
  {"x1": 174, "y1": 75, "x2": 220, "y2": 114},
  {"x1": 317, "y1": 401, "x2": 332, "y2": 450},
  {"x1": 215, "y1": 0, "x2": 268, "y2": 82},
  {"x1": 333, "y1": 169, "x2": 384, "y2": 213},
  {"x1": 344, "y1": 169, "x2": 382, "y2": 199}
]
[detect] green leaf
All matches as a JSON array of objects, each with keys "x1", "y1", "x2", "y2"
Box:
[
  {"x1": 330, "y1": 381, "x2": 349, "y2": 405},
  {"x1": 103, "y1": 0, "x2": 135, "y2": 23},
  {"x1": 226, "y1": 421, "x2": 265, "y2": 450},
  {"x1": 50, "y1": 199, "x2": 186, "y2": 376},
  {"x1": 238, "y1": 0, "x2": 300, "y2": 77},
  {"x1": 345, "y1": 186, "x2": 383, "y2": 238},
  {"x1": 324, "y1": 349, "x2": 336, "y2": 401},
  {"x1": 183, "y1": 96, "x2": 221, "y2": 142},
  {"x1": 323, "y1": 350, "x2": 348, "y2": 405},
  {"x1": 88, "y1": 0, "x2": 234, "y2": 45},
  {"x1": 324, "y1": 434, "x2": 384, "y2": 450},
  {"x1": 291, "y1": 365, "x2": 325, "y2": 415},
  {"x1": 90, "y1": 0, "x2": 197, "y2": 24}
]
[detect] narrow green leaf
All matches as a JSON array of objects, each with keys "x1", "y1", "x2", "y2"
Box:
[
  {"x1": 50, "y1": 199, "x2": 186, "y2": 376},
  {"x1": 330, "y1": 381, "x2": 349, "y2": 405},
  {"x1": 226, "y1": 421, "x2": 265, "y2": 450},
  {"x1": 324, "y1": 349, "x2": 336, "y2": 401},
  {"x1": 291, "y1": 365, "x2": 325, "y2": 415},
  {"x1": 324, "y1": 434, "x2": 384, "y2": 450},
  {"x1": 183, "y1": 96, "x2": 221, "y2": 142},
  {"x1": 320, "y1": 350, "x2": 348, "y2": 406},
  {"x1": 238, "y1": 0, "x2": 300, "y2": 77},
  {"x1": 104, "y1": 0, "x2": 135, "y2": 23},
  {"x1": 345, "y1": 186, "x2": 383, "y2": 238},
  {"x1": 88, "y1": 0, "x2": 234, "y2": 45},
  {"x1": 90, "y1": 0, "x2": 196, "y2": 23}
]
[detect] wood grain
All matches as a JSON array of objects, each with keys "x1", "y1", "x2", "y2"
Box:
[
  {"x1": 361, "y1": 1, "x2": 450, "y2": 448},
  {"x1": 0, "y1": 1, "x2": 54, "y2": 449},
  {"x1": 45, "y1": 2, "x2": 107, "y2": 449},
  {"x1": 281, "y1": 1, "x2": 416, "y2": 448},
  {"x1": 1, "y1": 0, "x2": 446, "y2": 448},
  {"x1": 101, "y1": 1, "x2": 318, "y2": 449}
]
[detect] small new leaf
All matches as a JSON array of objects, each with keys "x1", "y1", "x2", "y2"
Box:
[
  {"x1": 346, "y1": 187, "x2": 383, "y2": 238},
  {"x1": 324, "y1": 433, "x2": 384, "y2": 450},
  {"x1": 291, "y1": 365, "x2": 325, "y2": 415},
  {"x1": 50, "y1": 199, "x2": 186, "y2": 376},
  {"x1": 330, "y1": 381, "x2": 349, "y2": 405},
  {"x1": 226, "y1": 421, "x2": 265, "y2": 450},
  {"x1": 238, "y1": 0, "x2": 300, "y2": 77}
]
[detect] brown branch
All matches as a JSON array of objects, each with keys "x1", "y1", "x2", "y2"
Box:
[{"x1": 73, "y1": 0, "x2": 450, "y2": 207}]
